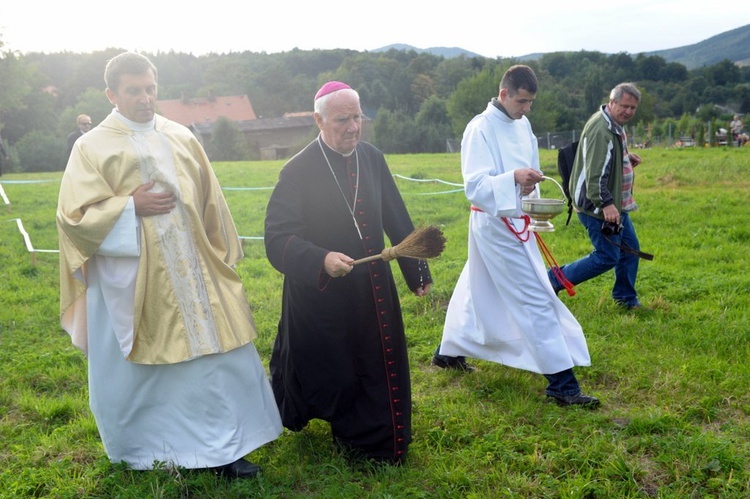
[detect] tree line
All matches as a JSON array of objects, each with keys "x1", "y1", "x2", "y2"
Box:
[{"x1": 1, "y1": 42, "x2": 749, "y2": 171}]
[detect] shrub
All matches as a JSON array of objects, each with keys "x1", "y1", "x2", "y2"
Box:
[{"x1": 15, "y1": 131, "x2": 66, "y2": 172}]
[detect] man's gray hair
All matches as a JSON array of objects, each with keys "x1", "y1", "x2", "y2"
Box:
[{"x1": 610, "y1": 82, "x2": 641, "y2": 103}]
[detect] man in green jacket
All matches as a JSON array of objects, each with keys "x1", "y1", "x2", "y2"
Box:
[{"x1": 548, "y1": 82, "x2": 646, "y2": 310}]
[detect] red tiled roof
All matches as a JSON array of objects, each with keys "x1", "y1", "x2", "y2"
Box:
[{"x1": 156, "y1": 95, "x2": 257, "y2": 126}]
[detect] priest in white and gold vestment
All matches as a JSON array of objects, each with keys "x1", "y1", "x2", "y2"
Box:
[{"x1": 56, "y1": 52, "x2": 282, "y2": 478}]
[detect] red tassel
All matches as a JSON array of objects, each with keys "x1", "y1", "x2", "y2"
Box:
[
  {"x1": 534, "y1": 233, "x2": 576, "y2": 296},
  {"x1": 499, "y1": 215, "x2": 575, "y2": 297}
]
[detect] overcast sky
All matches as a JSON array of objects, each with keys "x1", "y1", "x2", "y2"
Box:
[{"x1": 2, "y1": 1, "x2": 748, "y2": 59}]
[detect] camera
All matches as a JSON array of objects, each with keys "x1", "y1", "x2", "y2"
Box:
[{"x1": 601, "y1": 221, "x2": 623, "y2": 236}]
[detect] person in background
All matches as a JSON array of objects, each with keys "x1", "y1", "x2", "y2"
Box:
[
  {"x1": 434, "y1": 65, "x2": 599, "y2": 408},
  {"x1": 730, "y1": 114, "x2": 745, "y2": 146},
  {"x1": 264, "y1": 81, "x2": 433, "y2": 464},
  {"x1": 56, "y1": 52, "x2": 282, "y2": 479},
  {"x1": 548, "y1": 82, "x2": 647, "y2": 310},
  {"x1": 66, "y1": 114, "x2": 92, "y2": 161}
]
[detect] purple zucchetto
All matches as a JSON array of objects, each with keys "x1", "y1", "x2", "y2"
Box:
[{"x1": 314, "y1": 81, "x2": 352, "y2": 101}]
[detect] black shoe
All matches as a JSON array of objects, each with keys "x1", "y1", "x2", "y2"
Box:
[
  {"x1": 211, "y1": 458, "x2": 261, "y2": 479},
  {"x1": 547, "y1": 393, "x2": 600, "y2": 408},
  {"x1": 627, "y1": 303, "x2": 653, "y2": 312},
  {"x1": 616, "y1": 301, "x2": 651, "y2": 312},
  {"x1": 431, "y1": 354, "x2": 476, "y2": 372}
]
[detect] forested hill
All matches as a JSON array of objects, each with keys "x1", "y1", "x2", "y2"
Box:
[
  {"x1": 373, "y1": 44, "x2": 484, "y2": 59},
  {"x1": 2, "y1": 24, "x2": 750, "y2": 167},
  {"x1": 378, "y1": 24, "x2": 750, "y2": 70},
  {"x1": 647, "y1": 23, "x2": 750, "y2": 69}
]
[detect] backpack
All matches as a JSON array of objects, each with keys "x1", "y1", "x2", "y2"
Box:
[{"x1": 556, "y1": 140, "x2": 579, "y2": 225}]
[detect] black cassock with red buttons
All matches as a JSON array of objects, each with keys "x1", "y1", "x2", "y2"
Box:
[{"x1": 265, "y1": 138, "x2": 432, "y2": 464}]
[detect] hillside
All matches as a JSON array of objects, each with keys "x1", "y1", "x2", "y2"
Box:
[
  {"x1": 372, "y1": 43, "x2": 484, "y2": 59},
  {"x1": 377, "y1": 24, "x2": 750, "y2": 70},
  {"x1": 648, "y1": 23, "x2": 750, "y2": 69}
]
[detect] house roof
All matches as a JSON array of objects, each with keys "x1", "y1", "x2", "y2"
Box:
[
  {"x1": 241, "y1": 113, "x2": 315, "y2": 131},
  {"x1": 192, "y1": 113, "x2": 316, "y2": 134},
  {"x1": 156, "y1": 95, "x2": 257, "y2": 126}
]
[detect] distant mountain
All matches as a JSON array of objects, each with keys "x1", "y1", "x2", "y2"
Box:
[
  {"x1": 372, "y1": 44, "x2": 484, "y2": 59},
  {"x1": 375, "y1": 24, "x2": 750, "y2": 69},
  {"x1": 647, "y1": 24, "x2": 750, "y2": 69}
]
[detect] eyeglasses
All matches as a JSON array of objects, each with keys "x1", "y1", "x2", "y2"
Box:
[{"x1": 81, "y1": 122, "x2": 92, "y2": 126}]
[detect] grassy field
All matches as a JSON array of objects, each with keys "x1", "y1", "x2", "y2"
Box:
[{"x1": 1, "y1": 146, "x2": 749, "y2": 498}]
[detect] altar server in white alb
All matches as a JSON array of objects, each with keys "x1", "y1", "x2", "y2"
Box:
[
  {"x1": 434, "y1": 65, "x2": 599, "y2": 407},
  {"x1": 56, "y1": 52, "x2": 282, "y2": 478}
]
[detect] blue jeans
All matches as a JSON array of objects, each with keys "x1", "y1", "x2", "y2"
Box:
[
  {"x1": 544, "y1": 368, "x2": 580, "y2": 397},
  {"x1": 549, "y1": 211, "x2": 641, "y2": 308}
]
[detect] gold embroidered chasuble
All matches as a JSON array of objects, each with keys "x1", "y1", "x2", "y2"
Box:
[{"x1": 57, "y1": 112, "x2": 256, "y2": 364}]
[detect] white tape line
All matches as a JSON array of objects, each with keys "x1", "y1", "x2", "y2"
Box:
[
  {"x1": 0, "y1": 183, "x2": 9, "y2": 208},
  {"x1": 392, "y1": 174, "x2": 463, "y2": 187},
  {"x1": 8, "y1": 218, "x2": 59, "y2": 254},
  {"x1": 15, "y1": 218, "x2": 34, "y2": 252}
]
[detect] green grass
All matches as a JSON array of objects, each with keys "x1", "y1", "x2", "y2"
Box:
[{"x1": 1, "y1": 146, "x2": 749, "y2": 498}]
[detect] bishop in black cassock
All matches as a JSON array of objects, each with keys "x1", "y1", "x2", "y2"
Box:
[{"x1": 264, "y1": 82, "x2": 432, "y2": 464}]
